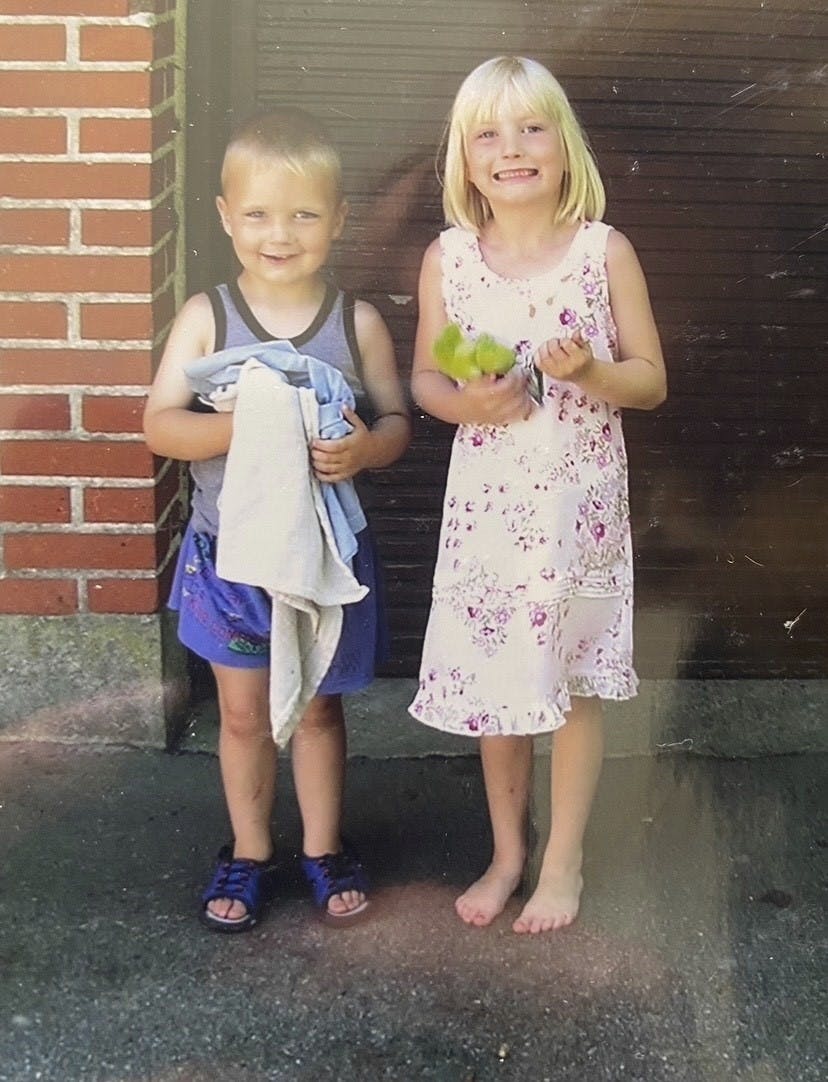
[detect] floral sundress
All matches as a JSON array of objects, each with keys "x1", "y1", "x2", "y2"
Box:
[{"x1": 409, "y1": 221, "x2": 638, "y2": 737}]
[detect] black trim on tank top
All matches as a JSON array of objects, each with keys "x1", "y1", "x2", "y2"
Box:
[
  {"x1": 341, "y1": 291, "x2": 366, "y2": 387},
  {"x1": 207, "y1": 286, "x2": 227, "y2": 352},
  {"x1": 227, "y1": 278, "x2": 338, "y2": 347}
]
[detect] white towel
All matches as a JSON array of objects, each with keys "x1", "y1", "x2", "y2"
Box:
[{"x1": 215, "y1": 360, "x2": 368, "y2": 746}]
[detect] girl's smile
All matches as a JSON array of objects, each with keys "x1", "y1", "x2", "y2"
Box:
[{"x1": 467, "y1": 113, "x2": 564, "y2": 206}]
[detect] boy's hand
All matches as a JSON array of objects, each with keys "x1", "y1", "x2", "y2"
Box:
[
  {"x1": 310, "y1": 407, "x2": 376, "y2": 483},
  {"x1": 534, "y1": 329, "x2": 596, "y2": 383},
  {"x1": 460, "y1": 366, "x2": 534, "y2": 426}
]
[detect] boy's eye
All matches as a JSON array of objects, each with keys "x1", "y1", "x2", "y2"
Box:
[
  {"x1": 245, "y1": 210, "x2": 265, "y2": 219},
  {"x1": 295, "y1": 210, "x2": 320, "y2": 221}
]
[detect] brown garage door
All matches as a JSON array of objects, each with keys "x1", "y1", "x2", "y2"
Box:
[{"x1": 186, "y1": 0, "x2": 828, "y2": 678}]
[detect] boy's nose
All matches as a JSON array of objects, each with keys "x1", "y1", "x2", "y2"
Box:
[{"x1": 268, "y1": 218, "x2": 293, "y2": 243}]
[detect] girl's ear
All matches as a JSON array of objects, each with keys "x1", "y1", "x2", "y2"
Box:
[{"x1": 216, "y1": 195, "x2": 232, "y2": 236}]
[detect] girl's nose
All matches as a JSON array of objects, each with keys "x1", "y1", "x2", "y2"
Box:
[{"x1": 501, "y1": 129, "x2": 523, "y2": 157}]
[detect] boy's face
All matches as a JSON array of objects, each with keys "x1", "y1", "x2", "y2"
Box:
[{"x1": 216, "y1": 157, "x2": 346, "y2": 289}]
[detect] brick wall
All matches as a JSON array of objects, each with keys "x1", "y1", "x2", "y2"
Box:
[{"x1": 0, "y1": 0, "x2": 186, "y2": 620}]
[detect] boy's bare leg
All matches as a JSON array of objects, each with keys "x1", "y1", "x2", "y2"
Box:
[
  {"x1": 210, "y1": 663, "x2": 275, "y2": 921},
  {"x1": 292, "y1": 694, "x2": 364, "y2": 916},
  {"x1": 513, "y1": 695, "x2": 603, "y2": 934},
  {"x1": 455, "y1": 734, "x2": 531, "y2": 927}
]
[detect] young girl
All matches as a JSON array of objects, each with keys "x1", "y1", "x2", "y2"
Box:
[
  {"x1": 144, "y1": 108, "x2": 410, "y2": 931},
  {"x1": 409, "y1": 57, "x2": 665, "y2": 935}
]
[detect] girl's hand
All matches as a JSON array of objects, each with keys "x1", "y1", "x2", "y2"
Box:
[
  {"x1": 460, "y1": 366, "x2": 534, "y2": 426},
  {"x1": 534, "y1": 329, "x2": 596, "y2": 384},
  {"x1": 310, "y1": 407, "x2": 376, "y2": 483}
]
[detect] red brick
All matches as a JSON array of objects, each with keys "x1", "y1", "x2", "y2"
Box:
[
  {"x1": 82, "y1": 202, "x2": 175, "y2": 247},
  {"x1": 0, "y1": 2, "x2": 131, "y2": 13},
  {"x1": 0, "y1": 301, "x2": 67, "y2": 339},
  {"x1": 0, "y1": 485, "x2": 70, "y2": 524},
  {"x1": 0, "y1": 577, "x2": 77, "y2": 616},
  {"x1": 0, "y1": 162, "x2": 152, "y2": 201},
  {"x1": 82, "y1": 394, "x2": 146, "y2": 434},
  {"x1": 0, "y1": 70, "x2": 150, "y2": 109},
  {"x1": 5, "y1": 532, "x2": 157, "y2": 571},
  {"x1": 81, "y1": 290, "x2": 175, "y2": 342},
  {"x1": 0, "y1": 254, "x2": 151, "y2": 293},
  {"x1": 0, "y1": 394, "x2": 70, "y2": 430},
  {"x1": 0, "y1": 23, "x2": 65, "y2": 59},
  {"x1": 0, "y1": 116, "x2": 66, "y2": 155},
  {"x1": 0, "y1": 440, "x2": 155, "y2": 478},
  {"x1": 83, "y1": 485, "x2": 154, "y2": 523},
  {"x1": 88, "y1": 576, "x2": 160, "y2": 614},
  {"x1": 0, "y1": 208, "x2": 69, "y2": 246},
  {"x1": 0, "y1": 348, "x2": 154, "y2": 386},
  {"x1": 81, "y1": 303, "x2": 153, "y2": 342},
  {"x1": 80, "y1": 24, "x2": 153, "y2": 61},
  {"x1": 79, "y1": 116, "x2": 153, "y2": 155}
]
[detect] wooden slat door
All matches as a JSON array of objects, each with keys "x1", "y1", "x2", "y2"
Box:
[{"x1": 187, "y1": 0, "x2": 828, "y2": 678}]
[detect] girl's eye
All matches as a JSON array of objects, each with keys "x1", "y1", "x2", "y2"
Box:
[
  {"x1": 476, "y1": 128, "x2": 496, "y2": 140},
  {"x1": 524, "y1": 123, "x2": 545, "y2": 134}
]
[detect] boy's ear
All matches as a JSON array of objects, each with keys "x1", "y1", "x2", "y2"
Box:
[
  {"x1": 333, "y1": 199, "x2": 348, "y2": 240},
  {"x1": 216, "y1": 195, "x2": 232, "y2": 236}
]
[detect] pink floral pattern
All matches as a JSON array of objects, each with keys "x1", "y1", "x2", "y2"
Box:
[{"x1": 409, "y1": 221, "x2": 638, "y2": 737}]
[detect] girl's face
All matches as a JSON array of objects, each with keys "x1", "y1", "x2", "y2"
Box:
[
  {"x1": 465, "y1": 108, "x2": 565, "y2": 213},
  {"x1": 216, "y1": 158, "x2": 346, "y2": 290}
]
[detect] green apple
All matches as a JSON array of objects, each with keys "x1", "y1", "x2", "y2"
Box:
[
  {"x1": 475, "y1": 334, "x2": 515, "y2": 375},
  {"x1": 433, "y1": 323, "x2": 482, "y2": 381}
]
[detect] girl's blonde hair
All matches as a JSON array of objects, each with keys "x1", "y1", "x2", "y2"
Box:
[
  {"x1": 443, "y1": 56, "x2": 605, "y2": 232},
  {"x1": 221, "y1": 106, "x2": 343, "y2": 201}
]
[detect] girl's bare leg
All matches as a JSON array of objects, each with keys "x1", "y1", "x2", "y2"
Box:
[
  {"x1": 513, "y1": 695, "x2": 604, "y2": 934},
  {"x1": 209, "y1": 663, "x2": 275, "y2": 921},
  {"x1": 455, "y1": 734, "x2": 532, "y2": 927},
  {"x1": 292, "y1": 694, "x2": 364, "y2": 916}
]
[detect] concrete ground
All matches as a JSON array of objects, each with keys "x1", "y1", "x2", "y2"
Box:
[{"x1": 0, "y1": 736, "x2": 825, "y2": 1082}]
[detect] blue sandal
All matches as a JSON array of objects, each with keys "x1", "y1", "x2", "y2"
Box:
[
  {"x1": 301, "y1": 840, "x2": 369, "y2": 924},
  {"x1": 200, "y1": 845, "x2": 278, "y2": 933}
]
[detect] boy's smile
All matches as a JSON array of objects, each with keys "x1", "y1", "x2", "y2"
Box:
[{"x1": 217, "y1": 159, "x2": 346, "y2": 291}]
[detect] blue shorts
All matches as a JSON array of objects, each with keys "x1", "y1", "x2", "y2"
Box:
[{"x1": 168, "y1": 523, "x2": 389, "y2": 694}]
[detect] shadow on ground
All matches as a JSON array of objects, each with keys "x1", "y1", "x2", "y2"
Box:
[{"x1": 0, "y1": 744, "x2": 825, "y2": 1081}]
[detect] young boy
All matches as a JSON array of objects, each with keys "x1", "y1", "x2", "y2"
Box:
[{"x1": 143, "y1": 107, "x2": 410, "y2": 931}]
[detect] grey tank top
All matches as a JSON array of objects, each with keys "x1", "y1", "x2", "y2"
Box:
[{"x1": 189, "y1": 280, "x2": 366, "y2": 536}]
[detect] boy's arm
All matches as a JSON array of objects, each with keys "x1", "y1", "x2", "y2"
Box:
[
  {"x1": 142, "y1": 293, "x2": 234, "y2": 461},
  {"x1": 411, "y1": 239, "x2": 531, "y2": 427},
  {"x1": 310, "y1": 300, "x2": 410, "y2": 483}
]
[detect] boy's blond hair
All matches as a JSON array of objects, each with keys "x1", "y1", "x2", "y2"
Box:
[
  {"x1": 442, "y1": 56, "x2": 605, "y2": 232},
  {"x1": 221, "y1": 106, "x2": 343, "y2": 200}
]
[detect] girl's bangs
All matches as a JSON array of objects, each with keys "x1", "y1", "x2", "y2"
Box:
[{"x1": 462, "y1": 70, "x2": 555, "y2": 135}]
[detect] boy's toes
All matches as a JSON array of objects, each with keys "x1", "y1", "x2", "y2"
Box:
[{"x1": 208, "y1": 897, "x2": 248, "y2": 922}]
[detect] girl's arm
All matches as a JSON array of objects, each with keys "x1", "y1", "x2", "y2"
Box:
[
  {"x1": 411, "y1": 239, "x2": 532, "y2": 426},
  {"x1": 534, "y1": 230, "x2": 667, "y2": 410},
  {"x1": 310, "y1": 299, "x2": 410, "y2": 483},
  {"x1": 142, "y1": 293, "x2": 234, "y2": 461}
]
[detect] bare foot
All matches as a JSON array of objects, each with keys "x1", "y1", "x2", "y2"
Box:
[
  {"x1": 512, "y1": 865, "x2": 583, "y2": 934},
  {"x1": 455, "y1": 863, "x2": 523, "y2": 927}
]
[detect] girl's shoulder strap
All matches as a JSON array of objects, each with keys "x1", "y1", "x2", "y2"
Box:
[
  {"x1": 580, "y1": 219, "x2": 614, "y2": 262},
  {"x1": 439, "y1": 225, "x2": 474, "y2": 258}
]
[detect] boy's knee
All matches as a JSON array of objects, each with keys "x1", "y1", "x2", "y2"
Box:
[
  {"x1": 297, "y1": 695, "x2": 344, "y2": 736},
  {"x1": 219, "y1": 701, "x2": 270, "y2": 740}
]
